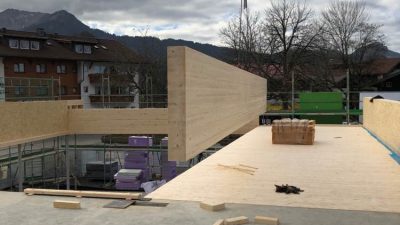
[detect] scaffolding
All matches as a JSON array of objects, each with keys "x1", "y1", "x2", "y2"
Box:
[{"x1": 0, "y1": 133, "x2": 235, "y2": 192}]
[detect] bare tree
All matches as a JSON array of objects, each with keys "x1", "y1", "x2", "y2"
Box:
[
  {"x1": 220, "y1": 0, "x2": 323, "y2": 93},
  {"x1": 321, "y1": 1, "x2": 384, "y2": 71},
  {"x1": 265, "y1": 0, "x2": 318, "y2": 80}
]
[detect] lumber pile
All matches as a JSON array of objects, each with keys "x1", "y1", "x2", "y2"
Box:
[{"x1": 272, "y1": 119, "x2": 315, "y2": 145}]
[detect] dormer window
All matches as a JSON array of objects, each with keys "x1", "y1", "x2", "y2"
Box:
[
  {"x1": 84, "y1": 45, "x2": 92, "y2": 54},
  {"x1": 75, "y1": 44, "x2": 83, "y2": 53},
  {"x1": 20, "y1": 40, "x2": 30, "y2": 49},
  {"x1": 30, "y1": 41, "x2": 40, "y2": 50},
  {"x1": 9, "y1": 39, "x2": 19, "y2": 49}
]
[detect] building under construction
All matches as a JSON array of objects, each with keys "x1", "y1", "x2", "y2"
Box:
[{"x1": 0, "y1": 46, "x2": 399, "y2": 225}]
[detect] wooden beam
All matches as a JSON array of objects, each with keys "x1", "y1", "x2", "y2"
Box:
[
  {"x1": 224, "y1": 216, "x2": 249, "y2": 225},
  {"x1": 213, "y1": 219, "x2": 225, "y2": 225},
  {"x1": 24, "y1": 188, "x2": 142, "y2": 200},
  {"x1": 254, "y1": 216, "x2": 279, "y2": 225},
  {"x1": 53, "y1": 200, "x2": 81, "y2": 209},
  {"x1": 167, "y1": 46, "x2": 266, "y2": 161},
  {"x1": 68, "y1": 108, "x2": 168, "y2": 134},
  {"x1": 199, "y1": 201, "x2": 225, "y2": 211}
]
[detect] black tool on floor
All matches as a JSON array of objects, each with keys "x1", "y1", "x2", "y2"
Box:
[
  {"x1": 275, "y1": 184, "x2": 304, "y2": 194},
  {"x1": 370, "y1": 95, "x2": 384, "y2": 103}
]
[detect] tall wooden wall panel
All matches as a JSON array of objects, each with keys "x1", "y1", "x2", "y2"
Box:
[
  {"x1": 68, "y1": 108, "x2": 168, "y2": 134},
  {"x1": 0, "y1": 101, "x2": 69, "y2": 148},
  {"x1": 232, "y1": 118, "x2": 260, "y2": 135},
  {"x1": 168, "y1": 46, "x2": 267, "y2": 161},
  {"x1": 363, "y1": 97, "x2": 400, "y2": 155}
]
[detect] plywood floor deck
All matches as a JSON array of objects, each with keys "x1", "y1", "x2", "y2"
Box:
[{"x1": 149, "y1": 126, "x2": 400, "y2": 213}]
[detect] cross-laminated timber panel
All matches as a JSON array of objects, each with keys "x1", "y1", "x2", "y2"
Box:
[
  {"x1": 0, "y1": 101, "x2": 69, "y2": 148},
  {"x1": 68, "y1": 108, "x2": 168, "y2": 134},
  {"x1": 168, "y1": 46, "x2": 267, "y2": 161},
  {"x1": 363, "y1": 97, "x2": 400, "y2": 155}
]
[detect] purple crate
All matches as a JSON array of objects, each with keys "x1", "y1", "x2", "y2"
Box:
[
  {"x1": 128, "y1": 136, "x2": 153, "y2": 147},
  {"x1": 124, "y1": 161, "x2": 148, "y2": 169},
  {"x1": 115, "y1": 180, "x2": 141, "y2": 190},
  {"x1": 161, "y1": 137, "x2": 168, "y2": 147},
  {"x1": 114, "y1": 172, "x2": 143, "y2": 182},
  {"x1": 125, "y1": 151, "x2": 148, "y2": 159}
]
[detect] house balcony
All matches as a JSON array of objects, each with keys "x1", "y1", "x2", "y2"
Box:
[
  {"x1": 89, "y1": 94, "x2": 135, "y2": 103},
  {"x1": 88, "y1": 73, "x2": 131, "y2": 84}
]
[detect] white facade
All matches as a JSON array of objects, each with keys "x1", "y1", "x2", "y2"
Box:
[
  {"x1": 0, "y1": 57, "x2": 5, "y2": 102},
  {"x1": 77, "y1": 61, "x2": 140, "y2": 109}
]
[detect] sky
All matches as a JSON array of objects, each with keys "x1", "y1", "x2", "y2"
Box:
[{"x1": 0, "y1": 0, "x2": 399, "y2": 52}]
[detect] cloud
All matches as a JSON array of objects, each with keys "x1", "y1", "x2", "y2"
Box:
[{"x1": 0, "y1": 0, "x2": 399, "y2": 51}]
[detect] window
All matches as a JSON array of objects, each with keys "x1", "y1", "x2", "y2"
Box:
[
  {"x1": 83, "y1": 45, "x2": 92, "y2": 54},
  {"x1": 83, "y1": 86, "x2": 88, "y2": 93},
  {"x1": 61, "y1": 86, "x2": 67, "y2": 95},
  {"x1": 36, "y1": 87, "x2": 48, "y2": 96},
  {"x1": 15, "y1": 86, "x2": 25, "y2": 96},
  {"x1": 20, "y1": 40, "x2": 30, "y2": 49},
  {"x1": 75, "y1": 44, "x2": 83, "y2": 53},
  {"x1": 14, "y1": 63, "x2": 25, "y2": 73},
  {"x1": 9, "y1": 39, "x2": 19, "y2": 49},
  {"x1": 30, "y1": 41, "x2": 40, "y2": 50},
  {"x1": 83, "y1": 64, "x2": 89, "y2": 73},
  {"x1": 57, "y1": 65, "x2": 66, "y2": 74},
  {"x1": 94, "y1": 65, "x2": 106, "y2": 74},
  {"x1": 36, "y1": 64, "x2": 46, "y2": 73},
  {"x1": 386, "y1": 82, "x2": 393, "y2": 88}
]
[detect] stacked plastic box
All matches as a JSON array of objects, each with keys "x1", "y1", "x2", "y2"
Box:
[
  {"x1": 127, "y1": 137, "x2": 151, "y2": 175},
  {"x1": 114, "y1": 136, "x2": 152, "y2": 190},
  {"x1": 114, "y1": 169, "x2": 143, "y2": 190},
  {"x1": 160, "y1": 137, "x2": 177, "y2": 181},
  {"x1": 124, "y1": 150, "x2": 150, "y2": 181}
]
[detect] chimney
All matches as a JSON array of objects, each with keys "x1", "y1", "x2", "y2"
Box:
[{"x1": 36, "y1": 28, "x2": 46, "y2": 37}]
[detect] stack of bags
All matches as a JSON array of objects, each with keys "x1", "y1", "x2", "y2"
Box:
[
  {"x1": 272, "y1": 118, "x2": 315, "y2": 145},
  {"x1": 160, "y1": 137, "x2": 177, "y2": 181},
  {"x1": 114, "y1": 169, "x2": 143, "y2": 190},
  {"x1": 85, "y1": 161, "x2": 118, "y2": 180},
  {"x1": 114, "y1": 136, "x2": 153, "y2": 190}
]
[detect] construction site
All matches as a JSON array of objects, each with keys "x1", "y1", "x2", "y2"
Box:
[{"x1": 0, "y1": 46, "x2": 399, "y2": 225}]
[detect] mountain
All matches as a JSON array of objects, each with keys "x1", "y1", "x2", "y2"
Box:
[
  {"x1": 0, "y1": 9, "x2": 48, "y2": 30},
  {"x1": 0, "y1": 9, "x2": 233, "y2": 62}
]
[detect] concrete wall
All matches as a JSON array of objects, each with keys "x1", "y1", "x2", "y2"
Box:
[{"x1": 363, "y1": 97, "x2": 400, "y2": 155}]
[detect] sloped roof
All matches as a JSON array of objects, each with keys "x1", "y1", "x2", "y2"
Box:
[
  {"x1": 0, "y1": 28, "x2": 143, "y2": 63},
  {"x1": 365, "y1": 58, "x2": 400, "y2": 75}
]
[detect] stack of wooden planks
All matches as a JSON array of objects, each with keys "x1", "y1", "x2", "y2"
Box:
[{"x1": 272, "y1": 119, "x2": 315, "y2": 145}]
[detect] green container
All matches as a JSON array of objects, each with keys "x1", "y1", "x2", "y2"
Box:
[{"x1": 298, "y1": 92, "x2": 343, "y2": 124}]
